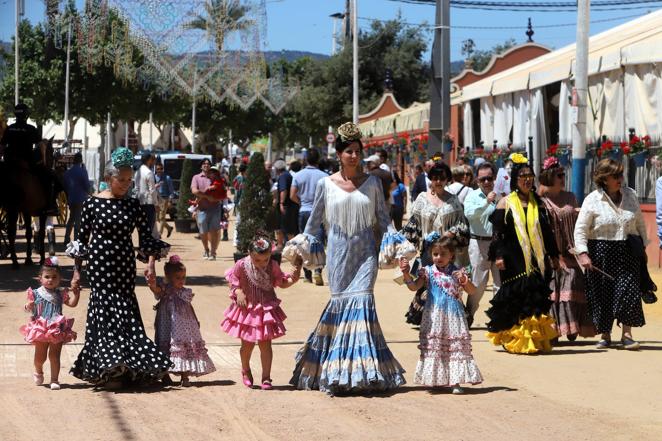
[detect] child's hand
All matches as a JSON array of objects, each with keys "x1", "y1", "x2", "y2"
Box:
[
  {"x1": 399, "y1": 258, "x2": 411, "y2": 274},
  {"x1": 24, "y1": 301, "x2": 34, "y2": 312},
  {"x1": 144, "y1": 269, "x2": 157, "y2": 288},
  {"x1": 452, "y1": 270, "x2": 469, "y2": 286},
  {"x1": 236, "y1": 290, "x2": 247, "y2": 308}
]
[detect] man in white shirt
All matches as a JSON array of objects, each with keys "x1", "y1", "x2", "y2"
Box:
[{"x1": 135, "y1": 152, "x2": 159, "y2": 238}]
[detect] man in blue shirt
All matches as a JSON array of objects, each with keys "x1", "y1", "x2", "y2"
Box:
[
  {"x1": 463, "y1": 161, "x2": 500, "y2": 328},
  {"x1": 291, "y1": 148, "x2": 328, "y2": 285},
  {"x1": 63, "y1": 152, "x2": 90, "y2": 244},
  {"x1": 155, "y1": 163, "x2": 174, "y2": 238}
]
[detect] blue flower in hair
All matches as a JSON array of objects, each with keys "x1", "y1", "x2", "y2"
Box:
[
  {"x1": 111, "y1": 147, "x2": 134, "y2": 168},
  {"x1": 424, "y1": 231, "x2": 441, "y2": 244}
]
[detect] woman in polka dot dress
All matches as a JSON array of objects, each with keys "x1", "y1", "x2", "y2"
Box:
[
  {"x1": 399, "y1": 234, "x2": 483, "y2": 394},
  {"x1": 67, "y1": 148, "x2": 171, "y2": 387},
  {"x1": 146, "y1": 255, "x2": 216, "y2": 386}
]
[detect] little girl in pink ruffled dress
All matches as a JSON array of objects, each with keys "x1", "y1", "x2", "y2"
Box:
[
  {"x1": 146, "y1": 255, "x2": 216, "y2": 386},
  {"x1": 20, "y1": 257, "x2": 80, "y2": 390},
  {"x1": 222, "y1": 232, "x2": 302, "y2": 390}
]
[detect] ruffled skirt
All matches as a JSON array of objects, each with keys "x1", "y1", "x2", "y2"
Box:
[
  {"x1": 221, "y1": 299, "x2": 287, "y2": 342},
  {"x1": 416, "y1": 294, "x2": 482, "y2": 386},
  {"x1": 487, "y1": 314, "x2": 558, "y2": 354},
  {"x1": 549, "y1": 264, "x2": 596, "y2": 337},
  {"x1": 290, "y1": 292, "x2": 406, "y2": 394},
  {"x1": 169, "y1": 341, "x2": 216, "y2": 376},
  {"x1": 20, "y1": 315, "x2": 77, "y2": 344}
]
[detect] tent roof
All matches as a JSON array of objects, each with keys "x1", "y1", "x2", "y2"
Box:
[{"x1": 454, "y1": 9, "x2": 662, "y2": 104}]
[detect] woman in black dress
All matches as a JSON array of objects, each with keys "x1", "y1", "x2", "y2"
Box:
[
  {"x1": 485, "y1": 154, "x2": 559, "y2": 354},
  {"x1": 68, "y1": 148, "x2": 171, "y2": 387}
]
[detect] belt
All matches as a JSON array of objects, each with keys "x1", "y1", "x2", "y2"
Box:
[{"x1": 470, "y1": 234, "x2": 492, "y2": 241}]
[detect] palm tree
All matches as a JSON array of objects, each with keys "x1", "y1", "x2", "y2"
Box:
[{"x1": 184, "y1": 0, "x2": 255, "y2": 52}]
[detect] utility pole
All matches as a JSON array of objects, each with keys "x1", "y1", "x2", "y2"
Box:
[
  {"x1": 191, "y1": 68, "x2": 197, "y2": 153},
  {"x1": 428, "y1": 0, "x2": 451, "y2": 156},
  {"x1": 63, "y1": 21, "x2": 72, "y2": 144},
  {"x1": 14, "y1": 0, "x2": 23, "y2": 105},
  {"x1": 351, "y1": 0, "x2": 359, "y2": 124},
  {"x1": 572, "y1": 1, "x2": 590, "y2": 204}
]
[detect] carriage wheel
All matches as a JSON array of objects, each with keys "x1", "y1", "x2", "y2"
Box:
[{"x1": 56, "y1": 192, "x2": 68, "y2": 226}]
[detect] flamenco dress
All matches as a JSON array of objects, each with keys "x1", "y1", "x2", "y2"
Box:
[
  {"x1": 67, "y1": 197, "x2": 172, "y2": 384},
  {"x1": 486, "y1": 194, "x2": 559, "y2": 354},
  {"x1": 221, "y1": 257, "x2": 289, "y2": 342},
  {"x1": 154, "y1": 284, "x2": 216, "y2": 376},
  {"x1": 289, "y1": 175, "x2": 406, "y2": 394},
  {"x1": 415, "y1": 265, "x2": 482, "y2": 386},
  {"x1": 20, "y1": 287, "x2": 77, "y2": 344}
]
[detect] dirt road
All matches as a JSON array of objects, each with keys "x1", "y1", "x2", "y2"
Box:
[{"x1": 1, "y1": 226, "x2": 661, "y2": 441}]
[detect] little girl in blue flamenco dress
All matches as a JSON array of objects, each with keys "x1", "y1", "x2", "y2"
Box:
[
  {"x1": 400, "y1": 233, "x2": 482, "y2": 394},
  {"x1": 486, "y1": 153, "x2": 560, "y2": 354}
]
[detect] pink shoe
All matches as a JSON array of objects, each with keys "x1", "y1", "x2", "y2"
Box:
[
  {"x1": 241, "y1": 369, "x2": 253, "y2": 388},
  {"x1": 261, "y1": 379, "x2": 273, "y2": 390},
  {"x1": 33, "y1": 372, "x2": 44, "y2": 386}
]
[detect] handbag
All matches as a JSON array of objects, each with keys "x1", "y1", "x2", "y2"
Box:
[{"x1": 626, "y1": 235, "x2": 657, "y2": 304}]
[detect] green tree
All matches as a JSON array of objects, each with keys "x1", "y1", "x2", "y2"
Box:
[
  {"x1": 467, "y1": 38, "x2": 518, "y2": 72},
  {"x1": 184, "y1": 0, "x2": 254, "y2": 51},
  {"x1": 236, "y1": 152, "x2": 272, "y2": 253}
]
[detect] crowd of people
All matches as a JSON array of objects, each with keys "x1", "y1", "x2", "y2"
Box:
[{"x1": 7, "y1": 114, "x2": 656, "y2": 396}]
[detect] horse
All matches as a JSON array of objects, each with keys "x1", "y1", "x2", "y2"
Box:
[{"x1": 0, "y1": 138, "x2": 60, "y2": 268}]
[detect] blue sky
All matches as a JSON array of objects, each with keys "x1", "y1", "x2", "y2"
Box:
[{"x1": 0, "y1": 0, "x2": 660, "y2": 61}]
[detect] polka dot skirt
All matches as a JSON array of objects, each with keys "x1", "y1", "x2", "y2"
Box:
[
  {"x1": 585, "y1": 239, "x2": 645, "y2": 334},
  {"x1": 70, "y1": 197, "x2": 172, "y2": 384}
]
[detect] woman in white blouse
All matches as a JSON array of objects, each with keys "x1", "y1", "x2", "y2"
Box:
[{"x1": 574, "y1": 159, "x2": 648, "y2": 350}]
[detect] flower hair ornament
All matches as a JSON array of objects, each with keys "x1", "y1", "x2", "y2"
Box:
[
  {"x1": 509, "y1": 153, "x2": 528, "y2": 165},
  {"x1": 251, "y1": 237, "x2": 273, "y2": 253},
  {"x1": 111, "y1": 147, "x2": 134, "y2": 168},
  {"x1": 168, "y1": 255, "x2": 182, "y2": 264},
  {"x1": 424, "y1": 231, "x2": 442, "y2": 244},
  {"x1": 44, "y1": 256, "x2": 59, "y2": 267},
  {"x1": 337, "y1": 122, "x2": 362, "y2": 143},
  {"x1": 543, "y1": 156, "x2": 559, "y2": 170}
]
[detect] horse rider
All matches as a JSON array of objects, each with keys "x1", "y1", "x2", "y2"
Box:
[{"x1": 0, "y1": 103, "x2": 41, "y2": 165}]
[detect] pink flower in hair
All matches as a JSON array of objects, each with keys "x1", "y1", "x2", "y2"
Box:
[
  {"x1": 543, "y1": 156, "x2": 559, "y2": 170},
  {"x1": 169, "y1": 255, "x2": 182, "y2": 264}
]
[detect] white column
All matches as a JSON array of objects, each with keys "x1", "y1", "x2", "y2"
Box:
[{"x1": 351, "y1": 0, "x2": 359, "y2": 123}]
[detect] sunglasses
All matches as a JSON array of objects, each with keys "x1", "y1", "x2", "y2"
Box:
[
  {"x1": 612, "y1": 172, "x2": 624, "y2": 179},
  {"x1": 518, "y1": 174, "x2": 535, "y2": 180},
  {"x1": 478, "y1": 176, "x2": 494, "y2": 183}
]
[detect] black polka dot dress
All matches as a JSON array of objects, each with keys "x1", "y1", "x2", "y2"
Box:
[
  {"x1": 586, "y1": 239, "x2": 645, "y2": 333},
  {"x1": 69, "y1": 197, "x2": 171, "y2": 384}
]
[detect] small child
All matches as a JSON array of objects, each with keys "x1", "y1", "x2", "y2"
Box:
[
  {"x1": 20, "y1": 257, "x2": 79, "y2": 390},
  {"x1": 205, "y1": 167, "x2": 227, "y2": 201},
  {"x1": 146, "y1": 255, "x2": 216, "y2": 386},
  {"x1": 222, "y1": 232, "x2": 302, "y2": 389},
  {"x1": 400, "y1": 234, "x2": 483, "y2": 394}
]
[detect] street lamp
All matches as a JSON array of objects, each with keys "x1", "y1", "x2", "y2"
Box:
[{"x1": 329, "y1": 12, "x2": 345, "y2": 55}]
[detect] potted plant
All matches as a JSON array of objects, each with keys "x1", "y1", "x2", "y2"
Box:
[
  {"x1": 546, "y1": 144, "x2": 571, "y2": 166},
  {"x1": 175, "y1": 158, "x2": 198, "y2": 233},
  {"x1": 627, "y1": 134, "x2": 652, "y2": 167},
  {"x1": 596, "y1": 137, "x2": 621, "y2": 161},
  {"x1": 235, "y1": 152, "x2": 276, "y2": 262}
]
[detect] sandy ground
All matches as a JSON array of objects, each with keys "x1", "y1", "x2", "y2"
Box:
[{"x1": 1, "y1": 223, "x2": 661, "y2": 441}]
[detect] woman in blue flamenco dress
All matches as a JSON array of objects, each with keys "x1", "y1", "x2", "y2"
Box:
[{"x1": 289, "y1": 122, "x2": 406, "y2": 394}]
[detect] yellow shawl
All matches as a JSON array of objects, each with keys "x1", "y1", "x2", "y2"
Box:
[{"x1": 505, "y1": 192, "x2": 546, "y2": 275}]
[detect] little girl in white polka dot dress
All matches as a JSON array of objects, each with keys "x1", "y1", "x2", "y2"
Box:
[
  {"x1": 146, "y1": 255, "x2": 216, "y2": 386},
  {"x1": 400, "y1": 233, "x2": 483, "y2": 394}
]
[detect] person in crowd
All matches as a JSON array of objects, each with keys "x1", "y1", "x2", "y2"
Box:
[
  {"x1": 575, "y1": 158, "x2": 649, "y2": 350},
  {"x1": 463, "y1": 161, "x2": 500, "y2": 328},
  {"x1": 538, "y1": 157, "x2": 595, "y2": 340},
  {"x1": 206, "y1": 166, "x2": 229, "y2": 242},
  {"x1": 391, "y1": 171, "x2": 408, "y2": 230},
  {"x1": 135, "y1": 152, "x2": 159, "y2": 237},
  {"x1": 67, "y1": 147, "x2": 171, "y2": 388},
  {"x1": 232, "y1": 162, "x2": 248, "y2": 247},
  {"x1": 154, "y1": 163, "x2": 174, "y2": 238},
  {"x1": 20, "y1": 257, "x2": 79, "y2": 390},
  {"x1": 446, "y1": 165, "x2": 473, "y2": 204},
  {"x1": 290, "y1": 122, "x2": 405, "y2": 394},
  {"x1": 289, "y1": 160, "x2": 302, "y2": 177},
  {"x1": 273, "y1": 160, "x2": 298, "y2": 250},
  {"x1": 403, "y1": 162, "x2": 470, "y2": 326},
  {"x1": 0, "y1": 103, "x2": 40, "y2": 167},
  {"x1": 365, "y1": 154, "x2": 393, "y2": 205},
  {"x1": 378, "y1": 148, "x2": 391, "y2": 172},
  {"x1": 485, "y1": 153, "x2": 559, "y2": 354},
  {"x1": 400, "y1": 235, "x2": 482, "y2": 394},
  {"x1": 411, "y1": 159, "x2": 434, "y2": 203},
  {"x1": 63, "y1": 152, "x2": 90, "y2": 244},
  {"x1": 291, "y1": 148, "x2": 328, "y2": 286},
  {"x1": 222, "y1": 232, "x2": 301, "y2": 390},
  {"x1": 146, "y1": 255, "x2": 216, "y2": 386},
  {"x1": 191, "y1": 158, "x2": 223, "y2": 260}
]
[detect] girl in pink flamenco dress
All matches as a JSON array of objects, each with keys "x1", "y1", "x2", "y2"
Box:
[
  {"x1": 146, "y1": 255, "x2": 216, "y2": 387},
  {"x1": 20, "y1": 257, "x2": 80, "y2": 390},
  {"x1": 222, "y1": 233, "x2": 302, "y2": 390}
]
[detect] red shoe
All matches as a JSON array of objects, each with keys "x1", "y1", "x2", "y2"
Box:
[
  {"x1": 241, "y1": 368, "x2": 253, "y2": 388},
  {"x1": 261, "y1": 379, "x2": 273, "y2": 390}
]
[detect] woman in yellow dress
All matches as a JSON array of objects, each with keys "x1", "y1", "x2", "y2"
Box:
[{"x1": 485, "y1": 154, "x2": 560, "y2": 354}]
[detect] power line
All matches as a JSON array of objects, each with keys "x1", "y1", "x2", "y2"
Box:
[
  {"x1": 358, "y1": 12, "x2": 649, "y2": 30},
  {"x1": 387, "y1": 0, "x2": 662, "y2": 12}
]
